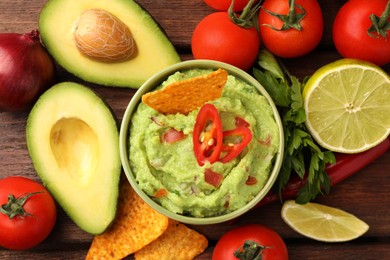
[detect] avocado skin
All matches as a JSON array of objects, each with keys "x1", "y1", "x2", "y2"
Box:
[
  {"x1": 26, "y1": 82, "x2": 121, "y2": 234},
  {"x1": 39, "y1": 0, "x2": 181, "y2": 89}
]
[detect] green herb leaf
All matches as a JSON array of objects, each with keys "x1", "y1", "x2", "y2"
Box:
[
  {"x1": 253, "y1": 49, "x2": 335, "y2": 204},
  {"x1": 257, "y1": 49, "x2": 285, "y2": 80},
  {"x1": 253, "y1": 68, "x2": 291, "y2": 107}
]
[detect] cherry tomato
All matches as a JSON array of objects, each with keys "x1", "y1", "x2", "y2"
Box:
[
  {"x1": 193, "y1": 104, "x2": 223, "y2": 166},
  {"x1": 204, "y1": 0, "x2": 252, "y2": 12},
  {"x1": 213, "y1": 224, "x2": 288, "y2": 260},
  {"x1": 258, "y1": 0, "x2": 323, "y2": 58},
  {"x1": 0, "y1": 176, "x2": 57, "y2": 250},
  {"x1": 192, "y1": 12, "x2": 260, "y2": 71},
  {"x1": 220, "y1": 126, "x2": 253, "y2": 163},
  {"x1": 333, "y1": 0, "x2": 390, "y2": 66}
]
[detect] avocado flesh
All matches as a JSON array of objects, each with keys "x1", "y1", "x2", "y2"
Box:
[
  {"x1": 38, "y1": 0, "x2": 181, "y2": 88},
  {"x1": 26, "y1": 82, "x2": 121, "y2": 235}
]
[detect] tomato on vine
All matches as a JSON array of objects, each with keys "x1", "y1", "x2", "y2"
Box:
[
  {"x1": 192, "y1": 0, "x2": 261, "y2": 71},
  {"x1": 258, "y1": 0, "x2": 323, "y2": 58},
  {"x1": 333, "y1": 0, "x2": 390, "y2": 66},
  {"x1": 0, "y1": 176, "x2": 57, "y2": 250}
]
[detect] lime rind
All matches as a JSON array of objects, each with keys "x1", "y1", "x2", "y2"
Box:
[
  {"x1": 303, "y1": 59, "x2": 390, "y2": 153},
  {"x1": 281, "y1": 200, "x2": 369, "y2": 242}
]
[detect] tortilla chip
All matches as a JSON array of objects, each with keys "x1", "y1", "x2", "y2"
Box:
[
  {"x1": 134, "y1": 219, "x2": 208, "y2": 260},
  {"x1": 86, "y1": 179, "x2": 169, "y2": 260},
  {"x1": 142, "y1": 68, "x2": 228, "y2": 115}
]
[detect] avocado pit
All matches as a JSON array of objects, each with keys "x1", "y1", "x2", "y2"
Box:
[{"x1": 73, "y1": 9, "x2": 136, "y2": 62}]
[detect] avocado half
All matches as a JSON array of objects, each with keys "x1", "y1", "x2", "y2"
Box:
[
  {"x1": 38, "y1": 0, "x2": 181, "y2": 88},
  {"x1": 26, "y1": 82, "x2": 121, "y2": 235}
]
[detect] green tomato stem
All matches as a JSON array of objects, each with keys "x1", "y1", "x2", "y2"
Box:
[
  {"x1": 0, "y1": 191, "x2": 43, "y2": 219},
  {"x1": 288, "y1": 0, "x2": 298, "y2": 27},
  {"x1": 368, "y1": 0, "x2": 390, "y2": 38},
  {"x1": 240, "y1": 0, "x2": 258, "y2": 20},
  {"x1": 228, "y1": 0, "x2": 262, "y2": 28},
  {"x1": 260, "y1": 0, "x2": 306, "y2": 31},
  {"x1": 234, "y1": 240, "x2": 266, "y2": 260}
]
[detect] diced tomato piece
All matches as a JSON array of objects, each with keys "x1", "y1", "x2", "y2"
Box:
[
  {"x1": 204, "y1": 169, "x2": 223, "y2": 187},
  {"x1": 245, "y1": 176, "x2": 258, "y2": 185},
  {"x1": 162, "y1": 128, "x2": 185, "y2": 143},
  {"x1": 154, "y1": 189, "x2": 168, "y2": 198}
]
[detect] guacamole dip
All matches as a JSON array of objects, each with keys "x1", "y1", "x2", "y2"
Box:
[{"x1": 129, "y1": 69, "x2": 280, "y2": 217}]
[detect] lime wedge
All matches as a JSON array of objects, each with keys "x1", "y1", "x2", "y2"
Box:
[
  {"x1": 281, "y1": 200, "x2": 369, "y2": 242},
  {"x1": 303, "y1": 59, "x2": 390, "y2": 153}
]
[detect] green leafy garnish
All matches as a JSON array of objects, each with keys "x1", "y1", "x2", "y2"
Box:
[{"x1": 253, "y1": 49, "x2": 335, "y2": 204}]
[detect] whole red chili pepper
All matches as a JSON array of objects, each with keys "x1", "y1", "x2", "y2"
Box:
[{"x1": 255, "y1": 137, "x2": 390, "y2": 208}]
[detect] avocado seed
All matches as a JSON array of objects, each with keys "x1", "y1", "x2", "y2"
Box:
[{"x1": 73, "y1": 9, "x2": 136, "y2": 62}]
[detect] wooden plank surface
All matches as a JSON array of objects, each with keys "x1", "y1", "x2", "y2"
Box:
[{"x1": 1, "y1": 0, "x2": 389, "y2": 259}]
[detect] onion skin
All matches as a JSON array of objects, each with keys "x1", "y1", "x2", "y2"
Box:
[{"x1": 0, "y1": 30, "x2": 56, "y2": 112}]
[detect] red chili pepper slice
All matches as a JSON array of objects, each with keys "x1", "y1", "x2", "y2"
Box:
[
  {"x1": 219, "y1": 126, "x2": 253, "y2": 163},
  {"x1": 255, "y1": 137, "x2": 390, "y2": 208},
  {"x1": 193, "y1": 104, "x2": 223, "y2": 166}
]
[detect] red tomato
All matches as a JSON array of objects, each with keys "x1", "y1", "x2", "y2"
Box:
[
  {"x1": 204, "y1": 0, "x2": 252, "y2": 11},
  {"x1": 220, "y1": 126, "x2": 253, "y2": 163},
  {"x1": 213, "y1": 224, "x2": 288, "y2": 260},
  {"x1": 192, "y1": 12, "x2": 260, "y2": 71},
  {"x1": 258, "y1": 0, "x2": 323, "y2": 58},
  {"x1": 0, "y1": 176, "x2": 56, "y2": 250},
  {"x1": 193, "y1": 104, "x2": 224, "y2": 166},
  {"x1": 333, "y1": 0, "x2": 390, "y2": 66}
]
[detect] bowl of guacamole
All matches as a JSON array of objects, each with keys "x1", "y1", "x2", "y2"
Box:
[{"x1": 119, "y1": 60, "x2": 284, "y2": 225}]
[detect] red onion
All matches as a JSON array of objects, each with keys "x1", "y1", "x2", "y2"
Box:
[{"x1": 0, "y1": 30, "x2": 55, "y2": 112}]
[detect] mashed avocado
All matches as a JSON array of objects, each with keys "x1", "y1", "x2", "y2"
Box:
[{"x1": 129, "y1": 69, "x2": 280, "y2": 217}]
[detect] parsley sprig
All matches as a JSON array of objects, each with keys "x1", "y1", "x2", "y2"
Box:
[{"x1": 253, "y1": 49, "x2": 335, "y2": 204}]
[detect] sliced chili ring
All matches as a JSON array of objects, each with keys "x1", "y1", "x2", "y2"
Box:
[
  {"x1": 193, "y1": 104, "x2": 223, "y2": 166},
  {"x1": 219, "y1": 126, "x2": 253, "y2": 163}
]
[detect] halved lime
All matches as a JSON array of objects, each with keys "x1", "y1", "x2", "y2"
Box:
[
  {"x1": 281, "y1": 200, "x2": 369, "y2": 242},
  {"x1": 303, "y1": 59, "x2": 390, "y2": 153}
]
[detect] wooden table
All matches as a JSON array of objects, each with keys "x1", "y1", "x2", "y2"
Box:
[{"x1": 1, "y1": 1, "x2": 389, "y2": 259}]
